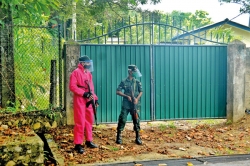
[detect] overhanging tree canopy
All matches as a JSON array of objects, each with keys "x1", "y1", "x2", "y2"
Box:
[{"x1": 219, "y1": 0, "x2": 250, "y2": 13}]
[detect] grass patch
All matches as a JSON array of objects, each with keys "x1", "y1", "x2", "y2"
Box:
[
  {"x1": 168, "y1": 122, "x2": 176, "y2": 129},
  {"x1": 187, "y1": 119, "x2": 223, "y2": 125},
  {"x1": 95, "y1": 124, "x2": 107, "y2": 129},
  {"x1": 107, "y1": 146, "x2": 119, "y2": 151},
  {"x1": 226, "y1": 120, "x2": 232, "y2": 125},
  {"x1": 225, "y1": 148, "x2": 235, "y2": 155},
  {"x1": 147, "y1": 122, "x2": 154, "y2": 128},
  {"x1": 158, "y1": 124, "x2": 167, "y2": 131}
]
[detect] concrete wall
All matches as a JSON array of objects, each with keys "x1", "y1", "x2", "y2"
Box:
[
  {"x1": 227, "y1": 40, "x2": 248, "y2": 122},
  {"x1": 64, "y1": 42, "x2": 80, "y2": 125},
  {"x1": 245, "y1": 47, "x2": 250, "y2": 110}
]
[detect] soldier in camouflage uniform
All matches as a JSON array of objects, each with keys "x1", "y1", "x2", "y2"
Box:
[{"x1": 115, "y1": 64, "x2": 143, "y2": 145}]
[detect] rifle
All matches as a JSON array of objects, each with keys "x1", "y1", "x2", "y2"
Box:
[
  {"x1": 130, "y1": 85, "x2": 138, "y2": 120},
  {"x1": 85, "y1": 80, "x2": 98, "y2": 126}
]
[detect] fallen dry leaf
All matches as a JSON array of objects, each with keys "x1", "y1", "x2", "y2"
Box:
[
  {"x1": 2, "y1": 114, "x2": 249, "y2": 165},
  {"x1": 187, "y1": 162, "x2": 194, "y2": 166}
]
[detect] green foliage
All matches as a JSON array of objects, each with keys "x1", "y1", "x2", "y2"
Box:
[
  {"x1": 14, "y1": 26, "x2": 59, "y2": 110},
  {"x1": 0, "y1": 0, "x2": 60, "y2": 25},
  {"x1": 43, "y1": 109, "x2": 62, "y2": 120},
  {"x1": 23, "y1": 82, "x2": 46, "y2": 100},
  {"x1": 185, "y1": 10, "x2": 212, "y2": 29},
  {"x1": 76, "y1": 9, "x2": 215, "y2": 44},
  {"x1": 225, "y1": 147, "x2": 235, "y2": 154},
  {"x1": 219, "y1": 0, "x2": 250, "y2": 14},
  {"x1": 168, "y1": 122, "x2": 176, "y2": 129},
  {"x1": 56, "y1": 0, "x2": 162, "y2": 40},
  {"x1": 226, "y1": 120, "x2": 233, "y2": 125},
  {"x1": 95, "y1": 124, "x2": 107, "y2": 129},
  {"x1": 209, "y1": 27, "x2": 242, "y2": 43},
  {"x1": 158, "y1": 123, "x2": 167, "y2": 131},
  {"x1": 108, "y1": 146, "x2": 119, "y2": 151},
  {"x1": 5, "y1": 103, "x2": 18, "y2": 112}
]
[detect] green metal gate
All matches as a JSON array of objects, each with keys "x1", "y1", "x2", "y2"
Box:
[
  {"x1": 154, "y1": 45, "x2": 227, "y2": 120},
  {"x1": 77, "y1": 15, "x2": 228, "y2": 123},
  {"x1": 80, "y1": 44, "x2": 227, "y2": 123},
  {"x1": 81, "y1": 45, "x2": 151, "y2": 122}
]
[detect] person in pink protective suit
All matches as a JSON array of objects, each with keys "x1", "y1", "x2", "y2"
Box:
[{"x1": 69, "y1": 55, "x2": 99, "y2": 154}]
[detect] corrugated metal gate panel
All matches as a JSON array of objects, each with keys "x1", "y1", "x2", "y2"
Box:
[
  {"x1": 79, "y1": 44, "x2": 227, "y2": 123},
  {"x1": 80, "y1": 44, "x2": 151, "y2": 123},
  {"x1": 154, "y1": 45, "x2": 227, "y2": 120}
]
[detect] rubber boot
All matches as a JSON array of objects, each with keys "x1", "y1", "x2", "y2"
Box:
[
  {"x1": 85, "y1": 141, "x2": 98, "y2": 148},
  {"x1": 116, "y1": 130, "x2": 122, "y2": 144},
  {"x1": 135, "y1": 131, "x2": 142, "y2": 145},
  {"x1": 74, "y1": 144, "x2": 84, "y2": 154}
]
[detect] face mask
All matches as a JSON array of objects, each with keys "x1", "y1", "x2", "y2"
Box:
[
  {"x1": 84, "y1": 64, "x2": 91, "y2": 69},
  {"x1": 132, "y1": 71, "x2": 142, "y2": 78},
  {"x1": 80, "y1": 60, "x2": 94, "y2": 72},
  {"x1": 132, "y1": 72, "x2": 137, "y2": 78}
]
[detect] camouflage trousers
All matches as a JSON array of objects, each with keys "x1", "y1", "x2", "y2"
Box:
[{"x1": 117, "y1": 107, "x2": 140, "y2": 132}]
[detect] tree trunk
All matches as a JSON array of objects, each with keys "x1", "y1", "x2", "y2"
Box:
[
  {"x1": 72, "y1": 1, "x2": 77, "y2": 40},
  {"x1": 0, "y1": 4, "x2": 15, "y2": 108}
]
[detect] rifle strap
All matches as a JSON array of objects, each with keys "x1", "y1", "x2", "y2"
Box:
[
  {"x1": 132, "y1": 79, "x2": 136, "y2": 98},
  {"x1": 77, "y1": 85, "x2": 88, "y2": 89}
]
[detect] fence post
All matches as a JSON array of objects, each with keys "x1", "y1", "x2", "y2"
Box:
[
  {"x1": 49, "y1": 60, "x2": 57, "y2": 108},
  {"x1": 227, "y1": 40, "x2": 246, "y2": 122},
  {"x1": 58, "y1": 24, "x2": 63, "y2": 108}
]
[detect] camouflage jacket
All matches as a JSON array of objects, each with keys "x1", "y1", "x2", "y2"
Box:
[{"x1": 117, "y1": 77, "x2": 143, "y2": 109}]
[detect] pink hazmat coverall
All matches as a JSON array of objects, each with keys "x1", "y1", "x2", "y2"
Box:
[{"x1": 69, "y1": 63, "x2": 98, "y2": 145}]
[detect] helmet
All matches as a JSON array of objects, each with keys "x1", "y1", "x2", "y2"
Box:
[
  {"x1": 79, "y1": 55, "x2": 90, "y2": 62},
  {"x1": 128, "y1": 64, "x2": 137, "y2": 72}
]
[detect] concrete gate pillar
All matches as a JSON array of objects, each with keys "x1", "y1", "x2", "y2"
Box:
[
  {"x1": 245, "y1": 47, "x2": 250, "y2": 110},
  {"x1": 227, "y1": 40, "x2": 246, "y2": 122},
  {"x1": 64, "y1": 42, "x2": 80, "y2": 125}
]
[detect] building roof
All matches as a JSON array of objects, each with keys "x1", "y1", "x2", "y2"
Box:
[{"x1": 172, "y1": 18, "x2": 250, "y2": 41}]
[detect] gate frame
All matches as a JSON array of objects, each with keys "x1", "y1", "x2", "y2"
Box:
[{"x1": 63, "y1": 16, "x2": 249, "y2": 124}]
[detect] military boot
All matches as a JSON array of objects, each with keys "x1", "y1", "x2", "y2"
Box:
[
  {"x1": 74, "y1": 144, "x2": 84, "y2": 154},
  {"x1": 135, "y1": 131, "x2": 142, "y2": 145},
  {"x1": 85, "y1": 141, "x2": 98, "y2": 148},
  {"x1": 116, "y1": 130, "x2": 122, "y2": 144}
]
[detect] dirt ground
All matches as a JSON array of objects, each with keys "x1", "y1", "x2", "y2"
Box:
[{"x1": 49, "y1": 114, "x2": 250, "y2": 165}]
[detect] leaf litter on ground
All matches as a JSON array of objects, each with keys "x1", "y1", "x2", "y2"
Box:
[{"x1": 47, "y1": 114, "x2": 250, "y2": 165}]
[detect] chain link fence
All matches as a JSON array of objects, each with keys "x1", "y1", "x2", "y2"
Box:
[{"x1": 0, "y1": 24, "x2": 63, "y2": 112}]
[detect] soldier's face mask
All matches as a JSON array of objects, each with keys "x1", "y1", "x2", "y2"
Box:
[{"x1": 131, "y1": 69, "x2": 142, "y2": 78}]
